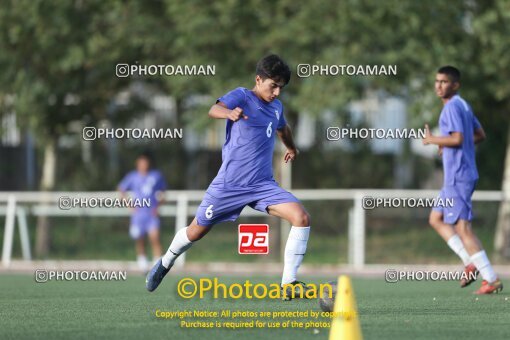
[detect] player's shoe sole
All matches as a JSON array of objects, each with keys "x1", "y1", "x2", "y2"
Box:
[
  {"x1": 145, "y1": 259, "x2": 171, "y2": 292},
  {"x1": 474, "y1": 279, "x2": 503, "y2": 295},
  {"x1": 460, "y1": 264, "x2": 479, "y2": 288},
  {"x1": 281, "y1": 280, "x2": 313, "y2": 301}
]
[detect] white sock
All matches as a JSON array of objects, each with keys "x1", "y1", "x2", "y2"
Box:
[
  {"x1": 471, "y1": 250, "x2": 498, "y2": 283},
  {"x1": 446, "y1": 235, "x2": 471, "y2": 266},
  {"x1": 281, "y1": 226, "x2": 310, "y2": 285},
  {"x1": 137, "y1": 254, "x2": 148, "y2": 270},
  {"x1": 162, "y1": 227, "x2": 193, "y2": 268}
]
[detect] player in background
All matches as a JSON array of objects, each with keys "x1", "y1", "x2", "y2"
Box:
[
  {"x1": 423, "y1": 66, "x2": 502, "y2": 294},
  {"x1": 146, "y1": 54, "x2": 312, "y2": 299},
  {"x1": 118, "y1": 152, "x2": 167, "y2": 272}
]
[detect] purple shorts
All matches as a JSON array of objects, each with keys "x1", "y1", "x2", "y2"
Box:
[
  {"x1": 129, "y1": 213, "x2": 160, "y2": 239},
  {"x1": 195, "y1": 181, "x2": 300, "y2": 227},
  {"x1": 432, "y1": 180, "x2": 476, "y2": 224}
]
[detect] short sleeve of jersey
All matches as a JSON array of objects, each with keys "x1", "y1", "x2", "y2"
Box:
[
  {"x1": 473, "y1": 115, "x2": 482, "y2": 130},
  {"x1": 444, "y1": 104, "x2": 464, "y2": 135},
  {"x1": 277, "y1": 103, "x2": 287, "y2": 130},
  {"x1": 118, "y1": 172, "x2": 134, "y2": 191},
  {"x1": 217, "y1": 87, "x2": 246, "y2": 110}
]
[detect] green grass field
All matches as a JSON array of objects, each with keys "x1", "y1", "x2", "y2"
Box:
[{"x1": 1, "y1": 273, "x2": 509, "y2": 340}]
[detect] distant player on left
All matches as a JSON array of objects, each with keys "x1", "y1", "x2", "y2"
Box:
[{"x1": 118, "y1": 152, "x2": 167, "y2": 271}]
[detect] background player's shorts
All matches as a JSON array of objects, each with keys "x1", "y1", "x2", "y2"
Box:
[
  {"x1": 432, "y1": 180, "x2": 476, "y2": 224},
  {"x1": 195, "y1": 181, "x2": 300, "y2": 227},
  {"x1": 129, "y1": 213, "x2": 160, "y2": 239}
]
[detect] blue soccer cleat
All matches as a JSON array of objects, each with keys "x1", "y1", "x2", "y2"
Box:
[{"x1": 145, "y1": 259, "x2": 170, "y2": 292}]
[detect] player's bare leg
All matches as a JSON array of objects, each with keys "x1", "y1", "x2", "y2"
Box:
[
  {"x1": 147, "y1": 228, "x2": 162, "y2": 261},
  {"x1": 135, "y1": 238, "x2": 148, "y2": 271},
  {"x1": 428, "y1": 210, "x2": 477, "y2": 287},
  {"x1": 268, "y1": 202, "x2": 310, "y2": 227},
  {"x1": 428, "y1": 210, "x2": 456, "y2": 241},
  {"x1": 429, "y1": 210, "x2": 471, "y2": 263},
  {"x1": 454, "y1": 219, "x2": 503, "y2": 294},
  {"x1": 268, "y1": 202, "x2": 311, "y2": 300},
  {"x1": 135, "y1": 238, "x2": 145, "y2": 255},
  {"x1": 146, "y1": 218, "x2": 210, "y2": 292},
  {"x1": 185, "y1": 218, "x2": 212, "y2": 241},
  {"x1": 454, "y1": 220, "x2": 482, "y2": 254}
]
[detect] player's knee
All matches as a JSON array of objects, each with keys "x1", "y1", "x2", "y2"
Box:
[
  {"x1": 148, "y1": 229, "x2": 160, "y2": 240},
  {"x1": 428, "y1": 214, "x2": 440, "y2": 229},
  {"x1": 292, "y1": 211, "x2": 311, "y2": 227}
]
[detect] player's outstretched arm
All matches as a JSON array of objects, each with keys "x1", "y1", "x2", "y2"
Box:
[
  {"x1": 474, "y1": 127, "x2": 486, "y2": 144},
  {"x1": 208, "y1": 102, "x2": 247, "y2": 121},
  {"x1": 277, "y1": 124, "x2": 299, "y2": 163}
]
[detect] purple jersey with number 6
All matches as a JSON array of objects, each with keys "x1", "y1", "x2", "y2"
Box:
[
  {"x1": 211, "y1": 87, "x2": 287, "y2": 188},
  {"x1": 195, "y1": 87, "x2": 299, "y2": 227}
]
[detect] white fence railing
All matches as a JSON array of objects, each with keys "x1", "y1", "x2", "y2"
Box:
[{"x1": 0, "y1": 190, "x2": 503, "y2": 268}]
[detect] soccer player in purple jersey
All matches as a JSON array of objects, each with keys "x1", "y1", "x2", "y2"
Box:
[
  {"x1": 118, "y1": 152, "x2": 167, "y2": 271},
  {"x1": 146, "y1": 55, "x2": 312, "y2": 299},
  {"x1": 423, "y1": 66, "x2": 502, "y2": 294}
]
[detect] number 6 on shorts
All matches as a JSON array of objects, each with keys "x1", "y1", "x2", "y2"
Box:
[{"x1": 205, "y1": 205, "x2": 214, "y2": 219}]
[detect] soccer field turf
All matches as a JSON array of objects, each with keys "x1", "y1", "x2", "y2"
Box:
[{"x1": 1, "y1": 273, "x2": 508, "y2": 340}]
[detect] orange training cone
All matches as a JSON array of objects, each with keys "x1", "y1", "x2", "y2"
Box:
[{"x1": 329, "y1": 275, "x2": 363, "y2": 340}]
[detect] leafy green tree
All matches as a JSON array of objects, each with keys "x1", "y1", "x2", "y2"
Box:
[
  {"x1": 0, "y1": 0, "x2": 148, "y2": 256},
  {"x1": 1, "y1": 0, "x2": 508, "y2": 259}
]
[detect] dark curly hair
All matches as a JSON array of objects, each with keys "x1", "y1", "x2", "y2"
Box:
[{"x1": 256, "y1": 54, "x2": 291, "y2": 85}]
